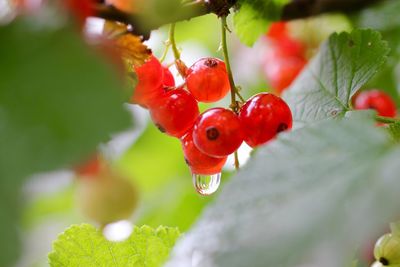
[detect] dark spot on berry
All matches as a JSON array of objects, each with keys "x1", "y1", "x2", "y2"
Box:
[
  {"x1": 368, "y1": 104, "x2": 376, "y2": 110},
  {"x1": 380, "y1": 257, "x2": 389, "y2": 266},
  {"x1": 206, "y1": 127, "x2": 220, "y2": 141},
  {"x1": 184, "y1": 157, "x2": 191, "y2": 166},
  {"x1": 204, "y1": 58, "x2": 218, "y2": 68},
  {"x1": 348, "y1": 39, "x2": 354, "y2": 47},
  {"x1": 277, "y1": 123, "x2": 288, "y2": 133},
  {"x1": 156, "y1": 123, "x2": 166, "y2": 133}
]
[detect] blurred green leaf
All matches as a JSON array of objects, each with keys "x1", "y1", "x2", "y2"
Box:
[
  {"x1": 355, "y1": 0, "x2": 400, "y2": 32},
  {"x1": 48, "y1": 224, "x2": 180, "y2": 267},
  {"x1": 22, "y1": 185, "x2": 75, "y2": 229},
  {"x1": 166, "y1": 117, "x2": 400, "y2": 267},
  {"x1": 233, "y1": 0, "x2": 289, "y2": 46},
  {"x1": 283, "y1": 29, "x2": 389, "y2": 123},
  {"x1": 0, "y1": 20, "x2": 131, "y2": 265}
]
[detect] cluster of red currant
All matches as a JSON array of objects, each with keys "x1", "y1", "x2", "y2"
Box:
[
  {"x1": 131, "y1": 55, "x2": 293, "y2": 179},
  {"x1": 263, "y1": 22, "x2": 308, "y2": 94},
  {"x1": 353, "y1": 89, "x2": 397, "y2": 118}
]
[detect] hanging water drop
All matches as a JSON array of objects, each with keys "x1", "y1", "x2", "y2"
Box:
[{"x1": 192, "y1": 173, "x2": 221, "y2": 196}]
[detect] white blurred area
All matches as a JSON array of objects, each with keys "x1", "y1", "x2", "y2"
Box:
[
  {"x1": 103, "y1": 220, "x2": 133, "y2": 242},
  {"x1": 0, "y1": 0, "x2": 15, "y2": 23}
]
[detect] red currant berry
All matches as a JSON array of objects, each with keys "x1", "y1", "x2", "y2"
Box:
[
  {"x1": 193, "y1": 108, "x2": 244, "y2": 157},
  {"x1": 264, "y1": 50, "x2": 306, "y2": 94},
  {"x1": 131, "y1": 55, "x2": 164, "y2": 107},
  {"x1": 354, "y1": 90, "x2": 397, "y2": 118},
  {"x1": 65, "y1": 0, "x2": 94, "y2": 25},
  {"x1": 239, "y1": 93, "x2": 293, "y2": 148},
  {"x1": 75, "y1": 155, "x2": 101, "y2": 177},
  {"x1": 181, "y1": 131, "x2": 227, "y2": 175},
  {"x1": 186, "y1": 58, "x2": 230, "y2": 103},
  {"x1": 149, "y1": 88, "x2": 199, "y2": 138},
  {"x1": 267, "y1": 22, "x2": 288, "y2": 40},
  {"x1": 274, "y1": 37, "x2": 306, "y2": 58},
  {"x1": 162, "y1": 66, "x2": 175, "y2": 87}
]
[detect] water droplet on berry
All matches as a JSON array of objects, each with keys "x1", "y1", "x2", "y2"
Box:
[{"x1": 192, "y1": 173, "x2": 221, "y2": 196}]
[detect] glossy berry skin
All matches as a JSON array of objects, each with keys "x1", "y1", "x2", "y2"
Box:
[
  {"x1": 162, "y1": 66, "x2": 175, "y2": 87},
  {"x1": 239, "y1": 93, "x2": 293, "y2": 148},
  {"x1": 149, "y1": 88, "x2": 199, "y2": 138},
  {"x1": 193, "y1": 108, "x2": 244, "y2": 157},
  {"x1": 131, "y1": 55, "x2": 164, "y2": 107},
  {"x1": 181, "y1": 132, "x2": 227, "y2": 175},
  {"x1": 186, "y1": 58, "x2": 230, "y2": 103},
  {"x1": 354, "y1": 90, "x2": 397, "y2": 118}
]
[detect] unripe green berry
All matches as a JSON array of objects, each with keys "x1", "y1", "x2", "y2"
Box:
[
  {"x1": 374, "y1": 233, "x2": 400, "y2": 266},
  {"x1": 77, "y1": 167, "x2": 138, "y2": 226}
]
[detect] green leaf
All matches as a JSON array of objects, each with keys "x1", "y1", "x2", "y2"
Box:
[
  {"x1": 283, "y1": 29, "x2": 390, "y2": 123},
  {"x1": 166, "y1": 117, "x2": 400, "y2": 267},
  {"x1": 48, "y1": 224, "x2": 180, "y2": 267},
  {"x1": 0, "y1": 20, "x2": 131, "y2": 266},
  {"x1": 233, "y1": 0, "x2": 289, "y2": 46}
]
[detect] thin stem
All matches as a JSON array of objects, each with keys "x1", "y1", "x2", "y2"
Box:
[
  {"x1": 169, "y1": 23, "x2": 187, "y2": 77},
  {"x1": 375, "y1": 115, "x2": 400, "y2": 124},
  {"x1": 233, "y1": 151, "x2": 240, "y2": 170},
  {"x1": 221, "y1": 15, "x2": 240, "y2": 170},
  {"x1": 159, "y1": 42, "x2": 171, "y2": 63},
  {"x1": 221, "y1": 16, "x2": 238, "y2": 112},
  {"x1": 169, "y1": 23, "x2": 181, "y2": 60}
]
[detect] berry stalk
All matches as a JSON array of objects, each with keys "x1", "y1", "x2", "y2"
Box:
[
  {"x1": 169, "y1": 23, "x2": 188, "y2": 77},
  {"x1": 221, "y1": 15, "x2": 241, "y2": 170}
]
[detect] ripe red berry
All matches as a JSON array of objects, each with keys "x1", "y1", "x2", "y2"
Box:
[
  {"x1": 131, "y1": 55, "x2": 164, "y2": 107},
  {"x1": 264, "y1": 50, "x2": 306, "y2": 94},
  {"x1": 267, "y1": 22, "x2": 305, "y2": 58},
  {"x1": 354, "y1": 90, "x2": 397, "y2": 118},
  {"x1": 181, "y1": 132, "x2": 227, "y2": 175},
  {"x1": 162, "y1": 66, "x2": 175, "y2": 87},
  {"x1": 75, "y1": 155, "x2": 101, "y2": 177},
  {"x1": 267, "y1": 22, "x2": 288, "y2": 40},
  {"x1": 193, "y1": 108, "x2": 244, "y2": 157},
  {"x1": 186, "y1": 58, "x2": 230, "y2": 103},
  {"x1": 149, "y1": 88, "x2": 199, "y2": 138},
  {"x1": 65, "y1": 0, "x2": 94, "y2": 25},
  {"x1": 239, "y1": 93, "x2": 293, "y2": 148}
]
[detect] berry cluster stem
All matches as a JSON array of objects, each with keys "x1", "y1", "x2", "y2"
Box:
[
  {"x1": 221, "y1": 15, "x2": 240, "y2": 170},
  {"x1": 169, "y1": 23, "x2": 180, "y2": 61},
  {"x1": 169, "y1": 23, "x2": 188, "y2": 77}
]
